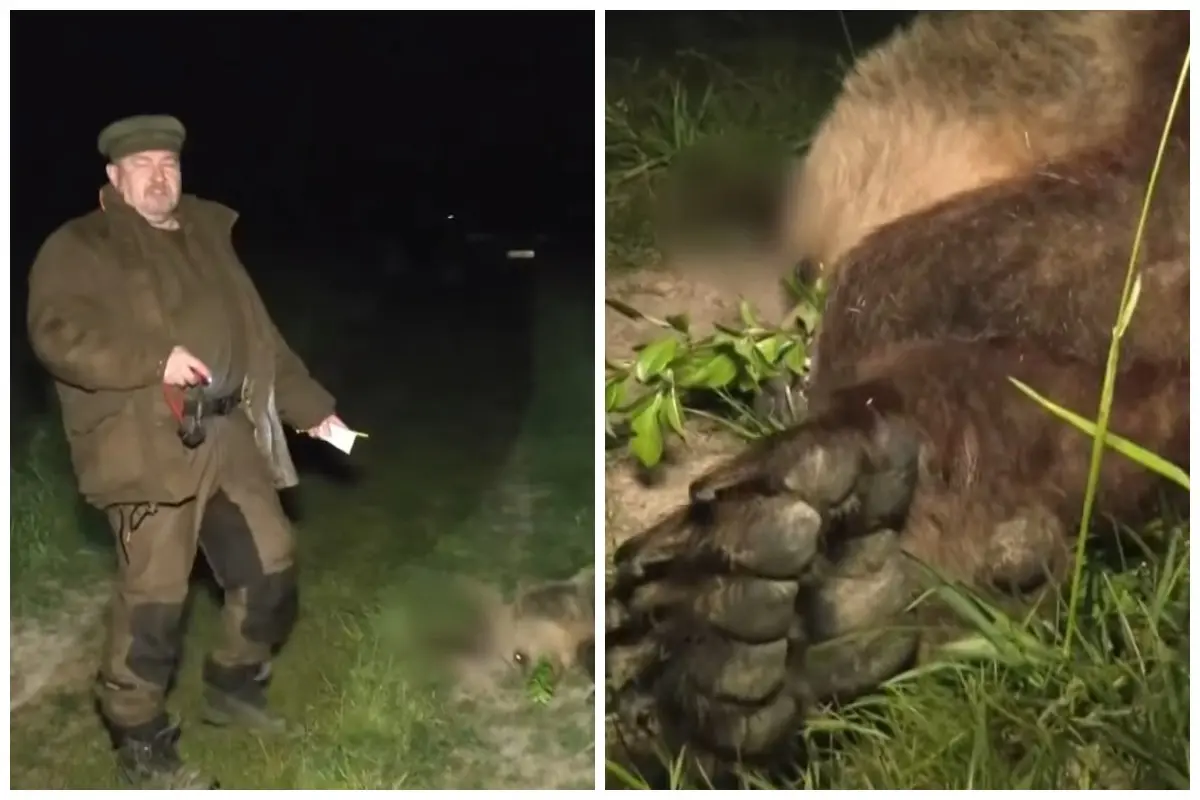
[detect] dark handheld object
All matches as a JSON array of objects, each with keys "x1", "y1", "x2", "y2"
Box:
[{"x1": 162, "y1": 384, "x2": 240, "y2": 448}]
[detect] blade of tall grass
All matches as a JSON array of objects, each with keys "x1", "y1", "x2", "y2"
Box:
[{"x1": 1015, "y1": 48, "x2": 1191, "y2": 654}]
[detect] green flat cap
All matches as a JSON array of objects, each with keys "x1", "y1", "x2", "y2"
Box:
[{"x1": 97, "y1": 114, "x2": 187, "y2": 161}]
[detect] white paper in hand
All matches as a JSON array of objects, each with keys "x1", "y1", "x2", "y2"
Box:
[{"x1": 319, "y1": 423, "x2": 368, "y2": 455}]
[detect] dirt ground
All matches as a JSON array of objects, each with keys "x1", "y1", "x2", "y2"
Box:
[
  {"x1": 10, "y1": 583, "x2": 112, "y2": 714},
  {"x1": 604, "y1": 249, "x2": 792, "y2": 555}
]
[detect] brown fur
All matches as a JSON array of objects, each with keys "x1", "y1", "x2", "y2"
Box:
[
  {"x1": 796, "y1": 10, "x2": 1190, "y2": 588},
  {"x1": 818, "y1": 342, "x2": 1186, "y2": 587},
  {"x1": 482, "y1": 568, "x2": 595, "y2": 679},
  {"x1": 784, "y1": 11, "x2": 1188, "y2": 272}
]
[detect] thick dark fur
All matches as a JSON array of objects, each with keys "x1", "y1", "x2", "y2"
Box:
[
  {"x1": 607, "y1": 10, "x2": 1189, "y2": 788},
  {"x1": 801, "y1": 10, "x2": 1189, "y2": 581}
]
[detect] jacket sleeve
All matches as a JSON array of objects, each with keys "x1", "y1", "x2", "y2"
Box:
[
  {"x1": 266, "y1": 311, "x2": 337, "y2": 432},
  {"x1": 26, "y1": 227, "x2": 174, "y2": 392}
]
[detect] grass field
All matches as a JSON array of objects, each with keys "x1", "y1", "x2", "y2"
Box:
[
  {"x1": 9, "y1": 250, "x2": 596, "y2": 789},
  {"x1": 604, "y1": 13, "x2": 1190, "y2": 791}
]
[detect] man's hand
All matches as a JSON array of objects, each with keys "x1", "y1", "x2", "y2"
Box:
[
  {"x1": 306, "y1": 414, "x2": 347, "y2": 439},
  {"x1": 163, "y1": 345, "x2": 211, "y2": 387}
]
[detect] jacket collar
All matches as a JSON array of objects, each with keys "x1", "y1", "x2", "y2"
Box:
[{"x1": 98, "y1": 183, "x2": 196, "y2": 232}]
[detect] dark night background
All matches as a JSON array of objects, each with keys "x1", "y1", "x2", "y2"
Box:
[
  {"x1": 605, "y1": 10, "x2": 914, "y2": 57},
  {"x1": 12, "y1": 12, "x2": 594, "y2": 252},
  {"x1": 11, "y1": 11, "x2": 595, "y2": 452}
]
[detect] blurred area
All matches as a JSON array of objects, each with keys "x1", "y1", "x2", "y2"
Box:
[{"x1": 605, "y1": 11, "x2": 915, "y2": 292}]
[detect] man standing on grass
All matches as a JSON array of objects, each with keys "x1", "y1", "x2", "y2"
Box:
[{"x1": 26, "y1": 114, "x2": 351, "y2": 789}]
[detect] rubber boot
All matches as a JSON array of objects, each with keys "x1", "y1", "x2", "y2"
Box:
[
  {"x1": 111, "y1": 714, "x2": 218, "y2": 789},
  {"x1": 201, "y1": 659, "x2": 290, "y2": 734}
]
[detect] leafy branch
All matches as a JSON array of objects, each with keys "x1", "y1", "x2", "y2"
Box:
[
  {"x1": 526, "y1": 656, "x2": 557, "y2": 706},
  {"x1": 605, "y1": 274, "x2": 827, "y2": 467}
]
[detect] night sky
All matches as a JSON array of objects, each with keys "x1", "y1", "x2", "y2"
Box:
[{"x1": 11, "y1": 12, "x2": 596, "y2": 263}]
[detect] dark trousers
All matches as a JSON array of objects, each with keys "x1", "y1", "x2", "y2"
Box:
[{"x1": 96, "y1": 414, "x2": 298, "y2": 730}]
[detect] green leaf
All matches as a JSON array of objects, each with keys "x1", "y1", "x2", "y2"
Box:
[
  {"x1": 754, "y1": 334, "x2": 792, "y2": 365},
  {"x1": 634, "y1": 336, "x2": 679, "y2": 382},
  {"x1": 792, "y1": 300, "x2": 823, "y2": 334},
  {"x1": 737, "y1": 374, "x2": 763, "y2": 393},
  {"x1": 734, "y1": 337, "x2": 775, "y2": 380},
  {"x1": 624, "y1": 390, "x2": 661, "y2": 419},
  {"x1": 673, "y1": 365, "x2": 703, "y2": 388},
  {"x1": 783, "y1": 339, "x2": 808, "y2": 374},
  {"x1": 661, "y1": 386, "x2": 687, "y2": 438},
  {"x1": 628, "y1": 412, "x2": 667, "y2": 462},
  {"x1": 677, "y1": 352, "x2": 739, "y2": 389},
  {"x1": 732, "y1": 336, "x2": 757, "y2": 363},
  {"x1": 738, "y1": 299, "x2": 760, "y2": 328},
  {"x1": 604, "y1": 378, "x2": 627, "y2": 413},
  {"x1": 525, "y1": 657, "x2": 556, "y2": 706},
  {"x1": 630, "y1": 402, "x2": 665, "y2": 466}
]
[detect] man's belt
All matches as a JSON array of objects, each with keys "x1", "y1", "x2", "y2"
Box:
[{"x1": 163, "y1": 384, "x2": 242, "y2": 449}]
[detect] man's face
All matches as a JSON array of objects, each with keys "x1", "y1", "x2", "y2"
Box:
[{"x1": 106, "y1": 149, "x2": 182, "y2": 221}]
